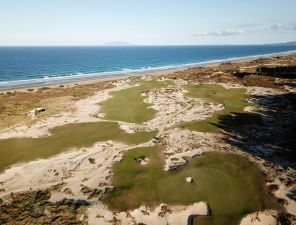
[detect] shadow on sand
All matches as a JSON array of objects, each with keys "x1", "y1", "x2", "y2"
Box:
[{"x1": 213, "y1": 93, "x2": 296, "y2": 169}]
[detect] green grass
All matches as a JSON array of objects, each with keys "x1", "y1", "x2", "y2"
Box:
[
  {"x1": 103, "y1": 147, "x2": 163, "y2": 210},
  {"x1": 186, "y1": 84, "x2": 249, "y2": 112},
  {"x1": 0, "y1": 122, "x2": 157, "y2": 172},
  {"x1": 100, "y1": 80, "x2": 172, "y2": 123},
  {"x1": 182, "y1": 84, "x2": 261, "y2": 132},
  {"x1": 103, "y1": 148, "x2": 280, "y2": 225}
]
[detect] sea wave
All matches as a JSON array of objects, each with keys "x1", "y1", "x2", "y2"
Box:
[{"x1": 0, "y1": 49, "x2": 295, "y2": 91}]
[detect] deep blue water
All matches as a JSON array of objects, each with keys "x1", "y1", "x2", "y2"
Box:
[{"x1": 0, "y1": 45, "x2": 295, "y2": 90}]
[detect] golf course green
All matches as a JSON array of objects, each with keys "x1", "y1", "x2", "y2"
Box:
[{"x1": 103, "y1": 147, "x2": 280, "y2": 225}]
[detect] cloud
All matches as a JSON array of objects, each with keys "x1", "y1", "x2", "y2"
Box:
[
  {"x1": 234, "y1": 23, "x2": 260, "y2": 28},
  {"x1": 193, "y1": 29, "x2": 244, "y2": 37},
  {"x1": 193, "y1": 21, "x2": 296, "y2": 38},
  {"x1": 270, "y1": 22, "x2": 296, "y2": 31}
]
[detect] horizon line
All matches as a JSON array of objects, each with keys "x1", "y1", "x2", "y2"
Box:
[{"x1": 0, "y1": 42, "x2": 295, "y2": 47}]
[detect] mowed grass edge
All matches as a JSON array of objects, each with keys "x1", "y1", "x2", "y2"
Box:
[
  {"x1": 182, "y1": 84, "x2": 262, "y2": 132},
  {"x1": 103, "y1": 147, "x2": 281, "y2": 225},
  {"x1": 0, "y1": 122, "x2": 157, "y2": 172},
  {"x1": 100, "y1": 80, "x2": 173, "y2": 123}
]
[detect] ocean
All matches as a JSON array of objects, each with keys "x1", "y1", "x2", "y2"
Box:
[{"x1": 0, "y1": 45, "x2": 295, "y2": 90}]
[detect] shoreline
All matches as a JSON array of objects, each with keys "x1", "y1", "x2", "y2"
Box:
[{"x1": 1, "y1": 50, "x2": 295, "y2": 92}]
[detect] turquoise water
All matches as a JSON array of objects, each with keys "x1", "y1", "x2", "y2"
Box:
[{"x1": 0, "y1": 45, "x2": 295, "y2": 90}]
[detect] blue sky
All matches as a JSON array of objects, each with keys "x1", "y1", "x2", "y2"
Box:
[{"x1": 0, "y1": 0, "x2": 295, "y2": 45}]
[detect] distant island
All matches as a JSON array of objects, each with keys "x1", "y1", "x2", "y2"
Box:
[
  {"x1": 104, "y1": 41, "x2": 135, "y2": 46},
  {"x1": 268, "y1": 41, "x2": 296, "y2": 45},
  {"x1": 283, "y1": 41, "x2": 296, "y2": 45}
]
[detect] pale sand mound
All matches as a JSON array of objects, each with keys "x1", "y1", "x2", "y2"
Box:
[
  {"x1": 130, "y1": 202, "x2": 209, "y2": 225},
  {"x1": 88, "y1": 202, "x2": 209, "y2": 225},
  {"x1": 88, "y1": 203, "x2": 117, "y2": 225},
  {"x1": 215, "y1": 82, "x2": 284, "y2": 96},
  {"x1": 246, "y1": 86, "x2": 284, "y2": 96},
  {"x1": 239, "y1": 210, "x2": 279, "y2": 225},
  {"x1": 144, "y1": 86, "x2": 223, "y2": 131},
  {"x1": 115, "y1": 80, "x2": 223, "y2": 135},
  {"x1": 272, "y1": 178, "x2": 296, "y2": 216},
  {"x1": 0, "y1": 141, "x2": 129, "y2": 198},
  {"x1": 162, "y1": 128, "x2": 232, "y2": 170}
]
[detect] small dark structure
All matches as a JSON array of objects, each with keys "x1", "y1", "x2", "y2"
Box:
[
  {"x1": 232, "y1": 70, "x2": 253, "y2": 78},
  {"x1": 256, "y1": 65, "x2": 296, "y2": 78}
]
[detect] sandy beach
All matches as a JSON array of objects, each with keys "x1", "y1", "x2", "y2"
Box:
[{"x1": 1, "y1": 50, "x2": 295, "y2": 93}]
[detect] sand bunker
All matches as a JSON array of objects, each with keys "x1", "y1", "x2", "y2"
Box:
[
  {"x1": 144, "y1": 85, "x2": 223, "y2": 131},
  {"x1": 88, "y1": 202, "x2": 209, "y2": 225},
  {"x1": 240, "y1": 210, "x2": 279, "y2": 225},
  {"x1": 162, "y1": 128, "x2": 232, "y2": 170},
  {"x1": 0, "y1": 141, "x2": 128, "y2": 198}
]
